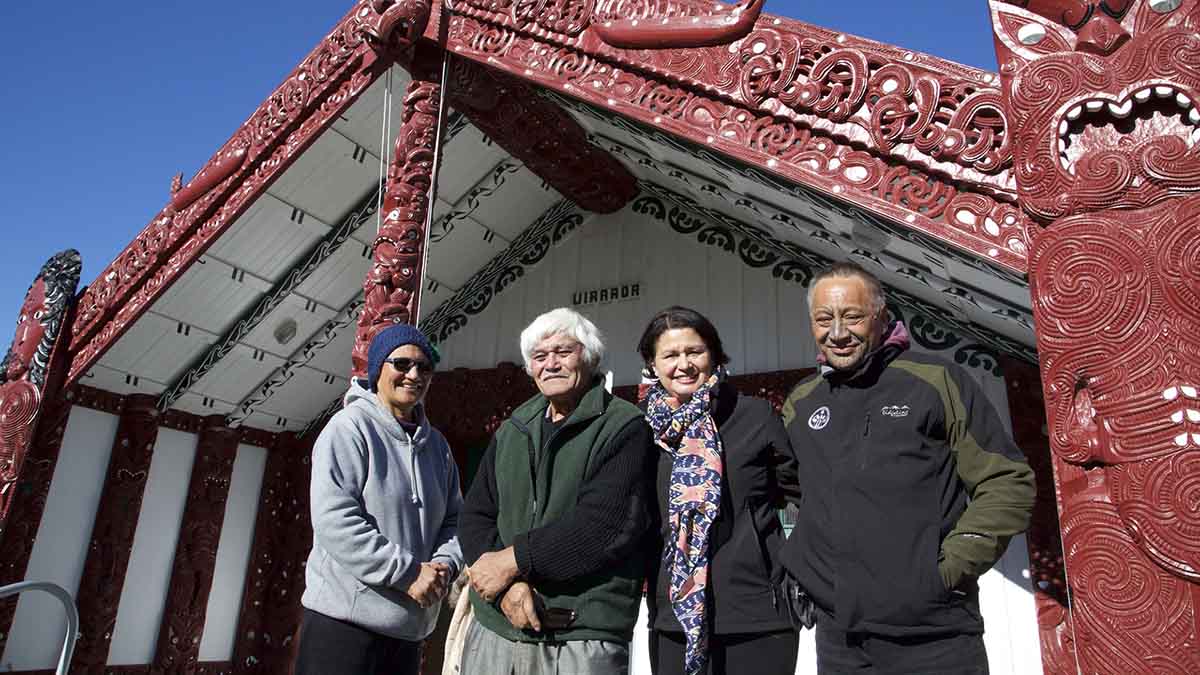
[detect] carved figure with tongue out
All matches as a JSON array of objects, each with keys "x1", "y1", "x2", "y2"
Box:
[{"x1": 989, "y1": 1, "x2": 1200, "y2": 673}]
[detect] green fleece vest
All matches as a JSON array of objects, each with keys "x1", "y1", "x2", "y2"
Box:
[{"x1": 471, "y1": 380, "x2": 645, "y2": 644}]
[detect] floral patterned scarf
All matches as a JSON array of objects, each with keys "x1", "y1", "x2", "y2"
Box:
[{"x1": 644, "y1": 368, "x2": 725, "y2": 675}]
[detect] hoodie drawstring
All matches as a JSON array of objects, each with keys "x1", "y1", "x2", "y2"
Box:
[{"x1": 410, "y1": 448, "x2": 422, "y2": 506}]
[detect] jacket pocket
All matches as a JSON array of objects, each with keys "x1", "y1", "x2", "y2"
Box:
[{"x1": 716, "y1": 500, "x2": 777, "y2": 599}]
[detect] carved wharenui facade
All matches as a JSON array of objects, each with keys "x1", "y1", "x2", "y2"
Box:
[{"x1": 0, "y1": 0, "x2": 1194, "y2": 673}]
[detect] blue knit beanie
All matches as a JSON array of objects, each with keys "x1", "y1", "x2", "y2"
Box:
[{"x1": 367, "y1": 323, "x2": 439, "y2": 392}]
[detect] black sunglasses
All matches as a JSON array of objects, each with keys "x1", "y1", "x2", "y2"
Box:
[{"x1": 383, "y1": 357, "x2": 435, "y2": 375}]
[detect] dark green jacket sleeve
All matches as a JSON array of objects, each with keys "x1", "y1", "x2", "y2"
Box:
[{"x1": 939, "y1": 366, "x2": 1037, "y2": 590}]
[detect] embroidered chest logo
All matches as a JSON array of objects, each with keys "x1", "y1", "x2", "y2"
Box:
[
  {"x1": 882, "y1": 405, "x2": 910, "y2": 418},
  {"x1": 808, "y1": 406, "x2": 830, "y2": 430}
]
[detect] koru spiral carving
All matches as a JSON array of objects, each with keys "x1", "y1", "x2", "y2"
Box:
[{"x1": 991, "y1": 1, "x2": 1200, "y2": 672}]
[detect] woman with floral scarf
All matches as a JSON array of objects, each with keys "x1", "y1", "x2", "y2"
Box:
[{"x1": 638, "y1": 306, "x2": 801, "y2": 675}]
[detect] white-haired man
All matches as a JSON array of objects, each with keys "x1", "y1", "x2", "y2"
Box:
[{"x1": 459, "y1": 307, "x2": 655, "y2": 674}]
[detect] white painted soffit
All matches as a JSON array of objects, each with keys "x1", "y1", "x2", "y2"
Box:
[{"x1": 87, "y1": 75, "x2": 563, "y2": 431}]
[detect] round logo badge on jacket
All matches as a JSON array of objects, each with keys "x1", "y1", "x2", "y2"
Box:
[{"x1": 808, "y1": 406, "x2": 830, "y2": 430}]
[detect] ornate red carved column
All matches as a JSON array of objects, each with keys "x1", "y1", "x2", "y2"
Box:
[
  {"x1": 0, "y1": 249, "x2": 81, "y2": 651},
  {"x1": 352, "y1": 44, "x2": 446, "y2": 378},
  {"x1": 154, "y1": 415, "x2": 239, "y2": 671},
  {"x1": 73, "y1": 393, "x2": 161, "y2": 669},
  {"x1": 1000, "y1": 356, "x2": 1073, "y2": 675},
  {"x1": 230, "y1": 431, "x2": 312, "y2": 674},
  {"x1": 990, "y1": 1, "x2": 1200, "y2": 672},
  {"x1": 0, "y1": 395, "x2": 71, "y2": 654}
]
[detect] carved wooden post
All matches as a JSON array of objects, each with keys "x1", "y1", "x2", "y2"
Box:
[
  {"x1": 0, "y1": 249, "x2": 81, "y2": 650},
  {"x1": 154, "y1": 415, "x2": 239, "y2": 671},
  {"x1": 989, "y1": 1, "x2": 1200, "y2": 672},
  {"x1": 352, "y1": 48, "x2": 446, "y2": 377},
  {"x1": 74, "y1": 393, "x2": 161, "y2": 669},
  {"x1": 999, "y1": 356, "x2": 1073, "y2": 675},
  {"x1": 230, "y1": 431, "x2": 312, "y2": 674}
]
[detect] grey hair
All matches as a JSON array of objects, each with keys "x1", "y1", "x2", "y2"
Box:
[
  {"x1": 519, "y1": 307, "x2": 606, "y2": 374},
  {"x1": 805, "y1": 261, "x2": 888, "y2": 314}
]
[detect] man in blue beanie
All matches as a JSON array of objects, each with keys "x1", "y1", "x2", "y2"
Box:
[{"x1": 296, "y1": 323, "x2": 463, "y2": 675}]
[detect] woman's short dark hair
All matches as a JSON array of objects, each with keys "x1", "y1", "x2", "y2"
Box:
[{"x1": 637, "y1": 306, "x2": 730, "y2": 366}]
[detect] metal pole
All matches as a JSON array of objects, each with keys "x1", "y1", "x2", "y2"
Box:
[
  {"x1": 415, "y1": 0, "x2": 453, "y2": 324},
  {"x1": 0, "y1": 580, "x2": 80, "y2": 675}
]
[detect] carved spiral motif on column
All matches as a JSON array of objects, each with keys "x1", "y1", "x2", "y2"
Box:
[
  {"x1": 1111, "y1": 455, "x2": 1200, "y2": 582},
  {"x1": 0, "y1": 381, "x2": 39, "y2": 520},
  {"x1": 1030, "y1": 216, "x2": 1149, "y2": 348},
  {"x1": 1060, "y1": 494, "x2": 1200, "y2": 674},
  {"x1": 1158, "y1": 205, "x2": 1200, "y2": 320},
  {"x1": 0, "y1": 382, "x2": 39, "y2": 458}
]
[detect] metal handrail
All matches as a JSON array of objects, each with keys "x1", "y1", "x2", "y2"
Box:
[{"x1": 0, "y1": 581, "x2": 79, "y2": 675}]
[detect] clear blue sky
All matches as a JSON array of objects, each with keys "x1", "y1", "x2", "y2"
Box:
[{"x1": 0, "y1": 1, "x2": 997, "y2": 328}]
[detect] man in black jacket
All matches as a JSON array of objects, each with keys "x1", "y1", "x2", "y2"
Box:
[{"x1": 779, "y1": 262, "x2": 1036, "y2": 674}]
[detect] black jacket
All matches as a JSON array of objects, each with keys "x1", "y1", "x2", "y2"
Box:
[
  {"x1": 779, "y1": 342, "x2": 1035, "y2": 637},
  {"x1": 646, "y1": 383, "x2": 799, "y2": 635}
]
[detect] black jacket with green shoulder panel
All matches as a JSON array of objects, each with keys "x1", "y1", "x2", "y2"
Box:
[{"x1": 779, "y1": 328, "x2": 1035, "y2": 637}]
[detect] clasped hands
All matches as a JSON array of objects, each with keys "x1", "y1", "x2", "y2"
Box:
[
  {"x1": 470, "y1": 546, "x2": 542, "y2": 631},
  {"x1": 405, "y1": 561, "x2": 451, "y2": 608}
]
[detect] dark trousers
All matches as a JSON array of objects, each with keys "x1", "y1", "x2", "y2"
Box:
[
  {"x1": 650, "y1": 629, "x2": 799, "y2": 675},
  {"x1": 294, "y1": 608, "x2": 424, "y2": 675},
  {"x1": 815, "y1": 622, "x2": 988, "y2": 675}
]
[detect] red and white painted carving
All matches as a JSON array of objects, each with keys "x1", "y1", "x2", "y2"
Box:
[
  {"x1": 990, "y1": 0, "x2": 1200, "y2": 672},
  {"x1": 353, "y1": 55, "x2": 443, "y2": 378},
  {"x1": 444, "y1": 3, "x2": 1031, "y2": 272},
  {"x1": 0, "y1": 249, "x2": 81, "y2": 537}
]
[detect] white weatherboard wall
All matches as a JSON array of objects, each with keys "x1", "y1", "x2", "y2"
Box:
[
  {"x1": 107, "y1": 427, "x2": 198, "y2": 665},
  {"x1": 198, "y1": 443, "x2": 269, "y2": 661},
  {"x1": 434, "y1": 204, "x2": 1041, "y2": 674},
  {"x1": 0, "y1": 406, "x2": 119, "y2": 672},
  {"x1": 434, "y1": 208, "x2": 816, "y2": 383}
]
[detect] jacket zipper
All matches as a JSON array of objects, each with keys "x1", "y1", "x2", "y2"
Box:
[
  {"x1": 513, "y1": 416, "x2": 571, "y2": 528},
  {"x1": 511, "y1": 419, "x2": 539, "y2": 529}
]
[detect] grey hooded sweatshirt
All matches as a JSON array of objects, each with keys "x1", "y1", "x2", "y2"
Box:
[{"x1": 301, "y1": 379, "x2": 464, "y2": 640}]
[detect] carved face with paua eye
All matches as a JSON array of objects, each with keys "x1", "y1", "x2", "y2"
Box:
[
  {"x1": 990, "y1": 0, "x2": 1200, "y2": 222},
  {"x1": 365, "y1": 213, "x2": 424, "y2": 323},
  {"x1": 4, "y1": 280, "x2": 47, "y2": 382}
]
